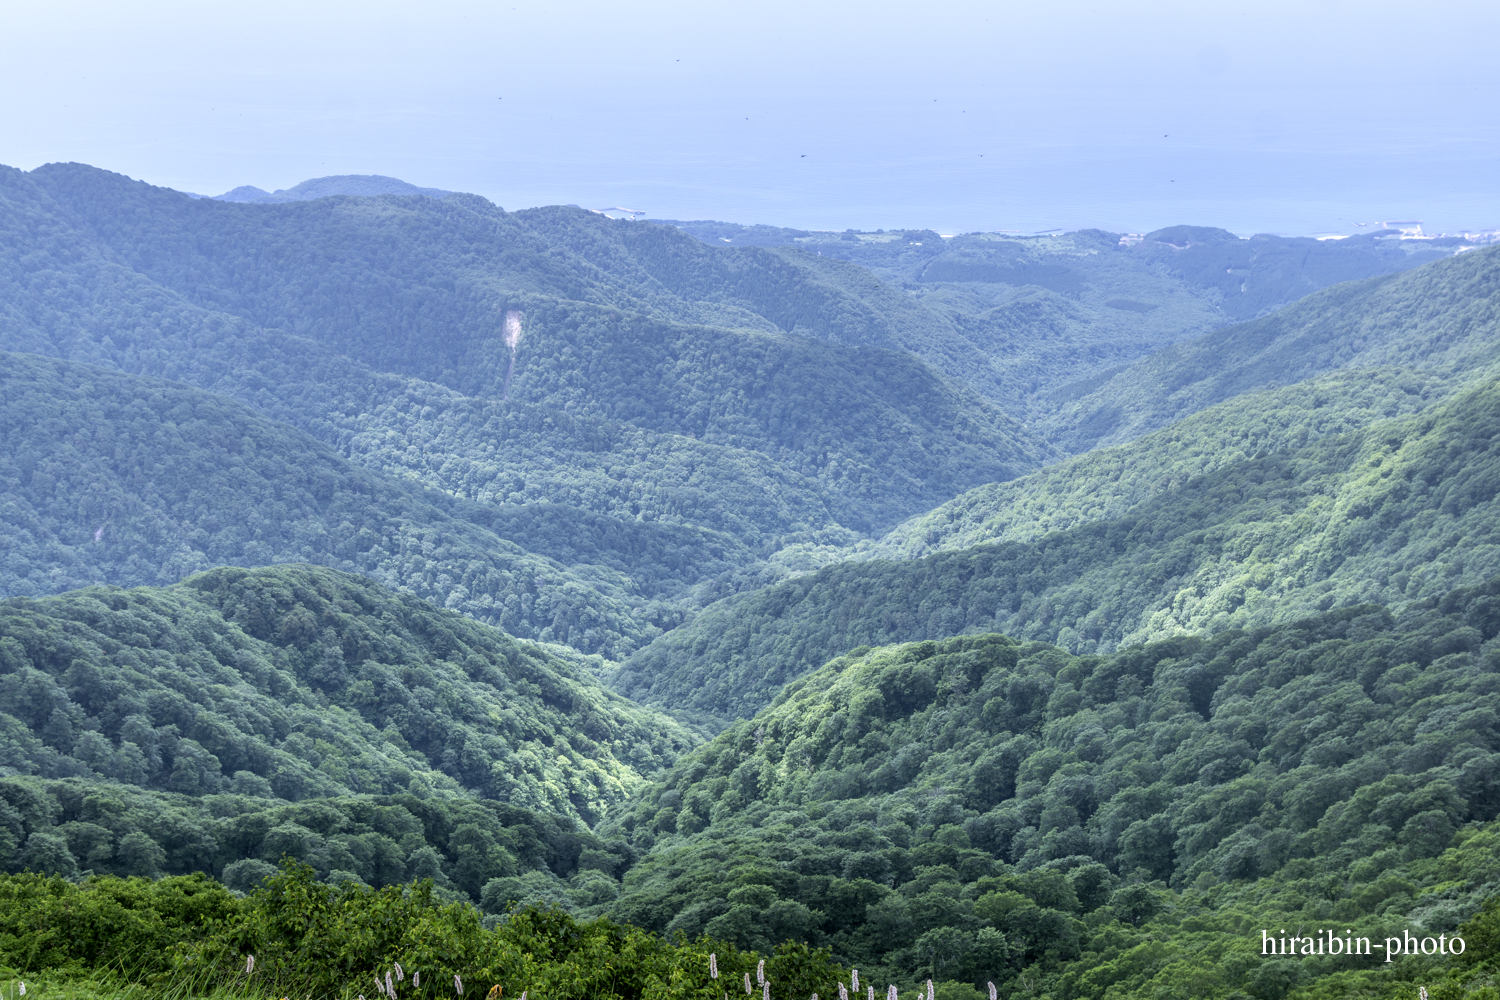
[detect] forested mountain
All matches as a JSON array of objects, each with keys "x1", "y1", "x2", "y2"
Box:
[
  {"x1": 0, "y1": 562, "x2": 700, "y2": 903},
  {"x1": 594, "y1": 592, "x2": 1500, "y2": 995},
  {"x1": 0, "y1": 163, "x2": 1045, "y2": 620},
  {"x1": 214, "y1": 173, "x2": 454, "y2": 203},
  {"x1": 664, "y1": 218, "x2": 1466, "y2": 324},
  {"x1": 1035, "y1": 245, "x2": 1500, "y2": 452},
  {"x1": 657, "y1": 220, "x2": 1471, "y2": 428},
  {"x1": 9, "y1": 561, "x2": 1496, "y2": 1000},
  {"x1": 0, "y1": 351, "x2": 698, "y2": 656},
  {"x1": 871, "y1": 367, "x2": 1455, "y2": 562},
  {"x1": 614, "y1": 375, "x2": 1500, "y2": 719},
  {"x1": 2, "y1": 161, "x2": 1037, "y2": 460},
  {"x1": 0, "y1": 563, "x2": 696, "y2": 818},
  {"x1": 1, "y1": 161, "x2": 1499, "y2": 1000}
]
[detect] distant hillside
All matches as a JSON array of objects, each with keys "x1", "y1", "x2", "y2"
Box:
[
  {"x1": 19, "y1": 164, "x2": 1462, "y2": 464},
  {"x1": 612, "y1": 376, "x2": 1500, "y2": 719},
  {"x1": 214, "y1": 174, "x2": 453, "y2": 203},
  {"x1": 663, "y1": 218, "x2": 1464, "y2": 323},
  {"x1": 0, "y1": 162, "x2": 1047, "y2": 636},
  {"x1": 1034, "y1": 244, "x2": 1500, "y2": 452},
  {"x1": 653, "y1": 221, "x2": 1468, "y2": 430},
  {"x1": 0, "y1": 352, "x2": 694, "y2": 657}
]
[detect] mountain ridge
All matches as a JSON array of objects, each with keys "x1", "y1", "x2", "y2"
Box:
[
  {"x1": 611, "y1": 373, "x2": 1500, "y2": 720},
  {"x1": 213, "y1": 173, "x2": 454, "y2": 203}
]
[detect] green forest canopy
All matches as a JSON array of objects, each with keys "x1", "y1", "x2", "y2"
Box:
[
  {"x1": 0, "y1": 563, "x2": 698, "y2": 825},
  {"x1": 0, "y1": 162, "x2": 1496, "y2": 1000},
  {"x1": 1033, "y1": 244, "x2": 1500, "y2": 452},
  {"x1": 0, "y1": 163, "x2": 1052, "y2": 622},
  {"x1": 613, "y1": 372, "x2": 1500, "y2": 720},
  {"x1": 594, "y1": 583, "x2": 1500, "y2": 997},
  {"x1": 0, "y1": 571, "x2": 1497, "y2": 1000}
]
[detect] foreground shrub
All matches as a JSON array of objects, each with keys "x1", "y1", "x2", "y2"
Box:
[
  {"x1": 182, "y1": 862, "x2": 843, "y2": 1000},
  {"x1": 0, "y1": 871, "x2": 236, "y2": 981}
]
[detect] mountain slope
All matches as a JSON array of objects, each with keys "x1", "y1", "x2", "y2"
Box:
[
  {"x1": 613, "y1": 376, "x2": 1500, "y2": 719},
  {"x1": 0, "y1": 563, "x2": 698, "y2": 823},
  {"x1": 872, "y1": 366, "x2": 1455, "y2": 561},
  {"x1": 0, "y1": 162, "x2": 1044, "y2": 547},
  {"x1": 0, "y1": 351, "x2": 698, "y2": 657},
  {"x1": 215, "y1": 174, "x2": 453, "y2": 203},
  {"x1": 655, "y1": 221, "x2": 1471, "y2": 424},
  {"x1": 1036, "y1": 244, "x2": 1500, "y2": 452},
  {"x1": 594, "y1": 599, "x2": 1500, "y2": 990},
  {"x1": 664, "y1": 219, "x2": 1466, "y2": 324}
]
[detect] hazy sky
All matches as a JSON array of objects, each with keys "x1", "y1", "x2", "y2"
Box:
[{"x1": 3, "y1": 0, "x2": 1496, "y2": 234}]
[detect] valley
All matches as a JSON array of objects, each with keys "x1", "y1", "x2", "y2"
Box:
[{"x1": 0, "y1": 163, "x2": 1496, "y2": 1000}]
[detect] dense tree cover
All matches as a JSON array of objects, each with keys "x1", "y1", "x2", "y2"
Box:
[
  {"x1": 0, "y1": 351, "x2": 704, "y2": 655},
  {"x1": 0, "y1": 564, "x2": 698, "y2": 823},
  {"x1": 3, "y1": 162, "x2": 1485, "y2": 662},
  {"x1": 443, "y1": 294, "x2": 1041, "y2": 531},
  {"x1": 872, "y1": 366, "x2": 1455, "y2": 561},
  {"x1": 593, "y1": 597, "x2": 1500, "y2": 997},
  {"x1": 649, "y1": 226, "x2": 1226, "y2": 419},
  {"x1": 0, "y1": 862, "x2": 844, "y2": 1000},
  {"x1": 3, "y1": 599, "x2": 1500, "y2": 999},
  {"x1": 613, "y1": 376, "x2": 1500, "y2": 719},
  {"x1": 3, "y1": 163, "x2": 1041, "y2": 497},
  {"x1": 2, "y1": 162, "x2": 1499, "y2": 1000},
  {"x1": 0, "y1": 778, "x2": 626, "y2": 905},
  {"x1": 1036, "y1": 244, "x2": 1500, "y2": 452},
  {"x1": 0, "y1": 162, "x2": 1050, "y2": 626},
  {"x1": 655, "y1": 221, "x2": 1467, "y2": 428}
]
